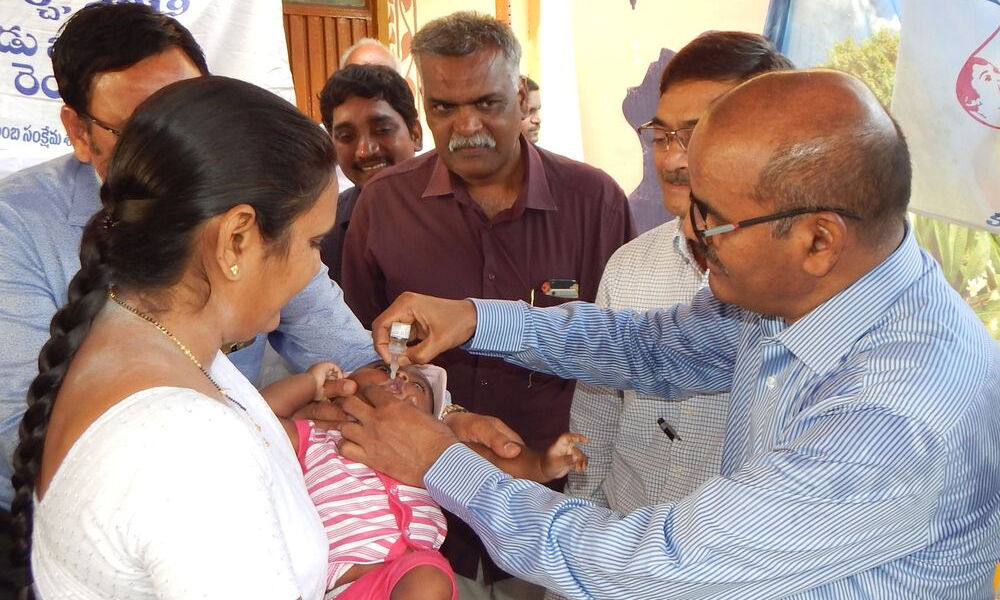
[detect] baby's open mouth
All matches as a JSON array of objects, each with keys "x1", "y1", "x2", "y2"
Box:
[{"x1": 382, "y1": 377, "x2": 406, "y2": 395}]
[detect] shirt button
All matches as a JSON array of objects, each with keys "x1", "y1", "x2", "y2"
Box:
[
  {"x1": 480, "y1": 379, "x2": 488, "y2": 386},
  {"x1": 765, "y1": 376, "x2": 777, "y2": 389},
  {"x1": 487, "y1": 273, "x2": 496, "y2": 281}
]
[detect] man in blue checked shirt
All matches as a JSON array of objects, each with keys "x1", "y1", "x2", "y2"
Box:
[{"x1": 338, "y1": 69, "x2": 1000, "y2": 599}]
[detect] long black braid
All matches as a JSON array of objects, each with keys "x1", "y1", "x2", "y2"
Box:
[
  {"x1": 8, "y1": 210, "x2": 114, "y2": 599},
  {"x1": 8, "y1": 75, "x2": 334, "y2": 597}
]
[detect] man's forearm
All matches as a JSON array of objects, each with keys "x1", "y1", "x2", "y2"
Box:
[
  {"x1": 425, "y1": 430, "x2": 940, "y2": 599},
  {"x1": 466, "y1": 298, "x2": 735, "y2": 399},
  {"x1": 469, "y1": 442, "x2": 548, "y2": 482},
  {"x1": 271, "y1": 268, "x2": 376, "y2": 373}
]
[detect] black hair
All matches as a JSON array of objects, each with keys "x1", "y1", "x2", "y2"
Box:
[
  {"x1": 52, "y1": 3, "x2": 209, "y2": 116},
  {"x1": 659, "y1": 31, "x2": 793, "y2": 94},
  {"x1": 412, "y1": 11, "x2": 521, "y2": 81},
  {"x1": 9, "y1": 76, "x2": 334, "y2": 597},
  {"x1": 737, "y1": 71, "x2": 911, "y2": 243},
  {"x1": 753, "y1": 115, "x2": 911, "y2": 241},
  {"x1": 318, "y1": 64, "x2": 418, "y2": 134}
]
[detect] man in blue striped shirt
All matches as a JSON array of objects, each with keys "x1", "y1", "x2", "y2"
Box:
[{"x1": 339, "y1": 69, "x2": 1000, "y2": 599}]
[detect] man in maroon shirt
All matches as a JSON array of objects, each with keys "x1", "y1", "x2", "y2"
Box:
[{"x1": 341, "y1": 11, "x2": 635, "y2": 599}]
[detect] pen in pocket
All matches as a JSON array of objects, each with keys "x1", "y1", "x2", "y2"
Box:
[{"x1": 657, "y1": 417, "x2": 681, "y2": 442}]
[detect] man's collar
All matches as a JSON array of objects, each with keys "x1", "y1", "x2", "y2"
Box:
[
  {"x1": 773, "y1": 225, "x2": 924, "y2": 375},
  {"x1": 421, "y1": 154, "x2": 453, "y2": 199},
  {"x1": 420, "y1": 135, "x2": 557, "y2": 212},
  {"x1": 668, "y1": 219, "x2": 706, "y2": 274},
  {"x1": 519, "y1": 136, "x2": 556, "y2": 211},
  {"x1": 68, "y1": 158, "x2": 102, "y2": 227},
  {"x1": 335, "y1": 185, "x2": 361, "y2": 227}
]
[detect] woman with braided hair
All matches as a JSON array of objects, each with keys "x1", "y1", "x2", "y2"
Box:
[{"x1": 9, "y1": 76, "x2": 338, "y2": 599}]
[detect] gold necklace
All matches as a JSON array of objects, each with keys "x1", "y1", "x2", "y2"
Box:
[{"x1": 107, "y1": 288, "x2": 268, "y2": 445}]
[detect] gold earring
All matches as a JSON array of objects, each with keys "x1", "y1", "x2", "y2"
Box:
[{"x1": 230, "y1": 264, "x2": 239, "y2": 277}]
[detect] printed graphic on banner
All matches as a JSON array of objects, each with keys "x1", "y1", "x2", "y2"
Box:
[
  {"x1": 0, "y1": 0, "x2": 293, "y2": 179},
  {"x1": 0, "y1": 7, "x2": 71, "y2": 175},
  {"x1": 893, "y1": 0, "x2": 1000, "y2": 232},
  {"x1": 957, "y1": 26, "x2": 1000, "y2": 129}
]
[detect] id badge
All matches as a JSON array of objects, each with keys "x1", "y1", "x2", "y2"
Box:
[{"x1": 540, "y1": 278, "x2": 579, "y2": 299}]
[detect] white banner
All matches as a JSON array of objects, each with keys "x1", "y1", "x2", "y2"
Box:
[
  {"x1": 893, "y1": 0, "x2": 1000, "y2": 232},
  {"x1": 0, "y1": 0, "x2": 293, "y2": 179}
]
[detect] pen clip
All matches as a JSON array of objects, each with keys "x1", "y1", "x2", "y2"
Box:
[{"x1": 657, "y1": 417, "x2": 681, "y2": 442}]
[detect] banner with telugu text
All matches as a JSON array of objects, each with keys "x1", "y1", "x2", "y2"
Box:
[
  {"x1": 893, "y1": 0, "x2": 1000, "y2": 233},
  {"x1": 0, "y1": 0, "x2": 293, "y2": 180}
]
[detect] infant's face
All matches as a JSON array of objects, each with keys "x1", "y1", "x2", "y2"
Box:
[{"x1": 349, "y1": 361, "x2": 434, "y2": 414}]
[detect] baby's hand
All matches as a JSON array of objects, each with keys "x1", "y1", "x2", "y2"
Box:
[
  {"x1": 307, "y1": 361, "x2": 344, "y2": 402},
  {"x1": 540, "y1": 432, "x2": 588, "y2": 481}
]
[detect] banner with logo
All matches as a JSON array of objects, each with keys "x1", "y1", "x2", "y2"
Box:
[
  {"x1": 0, "y1": 0, "x2": 293, "y2": 179},
  {"x1": 893, "y1": 0, "x2": 1000, "y2": 232}
]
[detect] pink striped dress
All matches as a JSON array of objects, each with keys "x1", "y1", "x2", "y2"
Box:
[{"x1": 294, "y1": 420, "x2": 448, "y2": 589}]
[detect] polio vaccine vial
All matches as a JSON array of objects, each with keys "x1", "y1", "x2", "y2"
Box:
[{"x1": 388, "y1": 321, "x2": 411, "y2": 379}]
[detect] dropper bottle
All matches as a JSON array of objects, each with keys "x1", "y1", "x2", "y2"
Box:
[{"x1": 388, "y1": 321, "x2": 411, "y2": 379}]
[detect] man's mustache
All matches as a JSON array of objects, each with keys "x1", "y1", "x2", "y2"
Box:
[
  {"x1": 702, "y1": 243, "x2": 728, "y2": 275},
  {"x1": 449, "y1": 132, "x2": 497, "y2": 152},
  {"x1": 660, "y1": 168, "x2": 689, "y2": 186}
]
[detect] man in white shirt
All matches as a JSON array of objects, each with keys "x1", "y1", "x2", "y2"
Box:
[{"x1": 565, "y1": 31, "x2": 792, "y2": 519}]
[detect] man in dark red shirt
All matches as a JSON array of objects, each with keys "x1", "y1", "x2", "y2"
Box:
[{"x1": 341, "y1": 11, "x2": 635, "y2": 599}]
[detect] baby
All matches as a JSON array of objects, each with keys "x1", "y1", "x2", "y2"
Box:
[{"x1": 263, "y1": 360, "x2": 587, "y2": 600}]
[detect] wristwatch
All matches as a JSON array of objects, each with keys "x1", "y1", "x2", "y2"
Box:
[{"x1": 439, "y1": 403, "x2": 469, "y2": 420}]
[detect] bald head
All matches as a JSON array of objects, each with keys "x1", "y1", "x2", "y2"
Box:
[
  {"x1": 693, "y1": 69, "x2": 910, "y2": 247},
  {"x1": 706, "y1": 70, "x2": 891, "y2": 140},
  {"x1": 341, "y1": 38, "x2": 399, "y2": 72}
]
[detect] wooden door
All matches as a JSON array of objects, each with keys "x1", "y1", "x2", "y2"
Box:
[{"x1": 283, "y1": 1, "x2": 377, "y2": 122}]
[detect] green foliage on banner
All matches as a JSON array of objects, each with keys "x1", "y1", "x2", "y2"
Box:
[
  {"x1": 826, "y1": 30, "x2": 1000, "y2": 341},
  {"x1": 910, "y1": 214, "x2": 1000, "y2": 338},
  {"x1": 827, "y1": 28, "x2": 899, "y2": 106}
]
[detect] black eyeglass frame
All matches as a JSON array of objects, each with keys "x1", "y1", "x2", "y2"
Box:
[
  {"x1": 689, "y1": 196, "x2": 864, "y2": 244},
  {"x1": 636, "y1": 119, "x2": 695, "y2": 152},
  {"x1": 82, "y1": 112, "x2": 122, "y2": 137}
]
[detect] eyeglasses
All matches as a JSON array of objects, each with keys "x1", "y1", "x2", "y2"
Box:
[
  {"x1": 636, "y1": 120, "x2": 694, "y2": 152},
  {"x1": 82, "y1": 113, "x2": 122, "y2": 137},
  {"x1": 689, "y1": 196, "x2": 863, "y2": 245}
]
